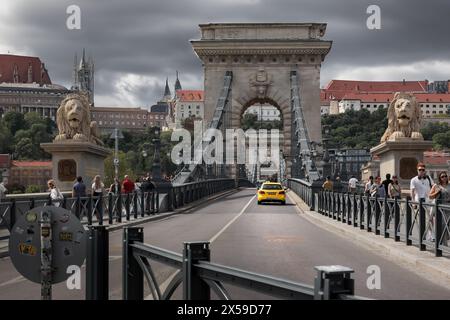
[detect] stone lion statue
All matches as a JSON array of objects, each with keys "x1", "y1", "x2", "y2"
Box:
[
  {"x1": 380, "y1": 92, "x2": 423, "y2": 142},
  {"x1": 54, "y1": 93, "x2": 103, "y2": 146}
]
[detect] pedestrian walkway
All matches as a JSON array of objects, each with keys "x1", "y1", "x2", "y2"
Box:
[{"x1": 287, "y1": 190, "x2": 450, "y2": 289}]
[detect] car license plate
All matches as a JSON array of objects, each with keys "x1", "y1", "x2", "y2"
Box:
[{"x1": 268, "y1": 192, "x2": 276, "y2": 195}]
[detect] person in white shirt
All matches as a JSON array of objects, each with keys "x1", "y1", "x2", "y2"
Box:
[
  {"x1": 348, "y1": 176, "x2": 358, "y2": 193},
  {"x1": 0, "y1": 178, "x2": 8, "y2": 202},
  {"x1": 364, "y1": 176, "x2": 374, "y2": 195},
  {"x1": 410, "y1": 163, "x2": 434, "y2": 203},
  {"x1": 410, "y1": 163, "x2": 435, "y2": 242},
  {"x1": 47, "y1": 179, "x2": 63, "y2": 207},
  {"x1": 91, "y1": 175, "x2": 105, "y2": 221}
]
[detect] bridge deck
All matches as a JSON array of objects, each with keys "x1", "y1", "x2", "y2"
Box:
[{"x1": 0, "y1": 188, "x2": 449, "y2": 299}]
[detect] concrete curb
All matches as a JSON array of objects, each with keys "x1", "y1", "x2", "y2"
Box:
[
  {"x1": 287, "y1": 190, "x2": 450, "y2": 289},
  {"x1": 0, "y1": 188, "x2": 242, "y2": 258}
]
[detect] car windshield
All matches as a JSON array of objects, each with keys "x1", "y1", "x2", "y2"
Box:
[{"x1": 262, "y1": 184, "x2": 282, "y2": 190}]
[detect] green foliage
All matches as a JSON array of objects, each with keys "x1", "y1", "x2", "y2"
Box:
[
  {"x1": 241, "y1": 113, "x2": 258, "y2": 130},
  {"x1": 2, "y1": 111, "x2": 26, "y2": 135},
  {"x1": 322, "y1": 108, "x2": 388, "y2": 149},
  {"x1": 7, "y1": 183, "x2": 25, "y2": 194},
  {"x1": 0, "y1": 111, "x2": 54, "y2": 159},
  {"x1": 432, "y1": 131, "x2": 450, "y2": 150},
  {"x1": 25, "y1": 185, "x2": 42, "y2": 193},
  {"x1": 420, "y1": 122, "x2": 450, "y2": 140}
]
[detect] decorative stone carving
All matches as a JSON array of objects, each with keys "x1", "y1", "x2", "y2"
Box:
[
  {"x1": 58, "y1": 159, "x2": 77, "y2": 181},
  {"x1": 54, "y1": 93, "x2": 103, "y2": 145},
  {"x1": 249, "y1": 68, "x2": 273, "y2": 99},
  {"x1": 380, "y1": 92, "x2": 424, "y2": 142}
]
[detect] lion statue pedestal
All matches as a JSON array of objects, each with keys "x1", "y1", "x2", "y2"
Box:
[
  {"x1": 370, "y1": 92, "x2": 433, "y2": 190},
  {"x1": 41, "y1": 93, "x2": 111, "y2": 191}
]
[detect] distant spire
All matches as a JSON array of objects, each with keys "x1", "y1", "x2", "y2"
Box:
[
  {"x1": 174, "y1": 70, "x2": 182, "y2": 92},
  {"x1": 72, "y1": 53, "x2": 78, "y2": 87},
  {"x1": 79, "y1": 48, "x2": 86, "y2": 69},
  {"x1": 164, "y1": 77, "x2": 171, "y2": 98}
]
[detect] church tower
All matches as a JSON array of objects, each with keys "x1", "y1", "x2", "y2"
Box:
[
  {"x1": 174, "y1": 70, "x2": 182, "y2": 98},
  {"x1": 162, "y1": 77, "x2": 171, "y2": 102},
  {"x1": 72, "y1": 49, "x2": 95, "y2": 105}
]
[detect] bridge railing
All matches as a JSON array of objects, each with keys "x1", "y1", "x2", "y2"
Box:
[
  {"x1": 122, "y1": 227, "x2": 369, "y2": 300},
  {"x1": 0, "y1": 190, "x2": 159, "y2": 231},
  {"x1": 290, "y1": 183, "x2": 450, "y2": 258},
  {"x1": 168, "y1": 178, "x2": 252, "y2": 210}
]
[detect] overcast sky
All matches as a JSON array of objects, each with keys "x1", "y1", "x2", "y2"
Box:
[{"x1": 1, "y1": 0, "x2": 449, "y2": 107}]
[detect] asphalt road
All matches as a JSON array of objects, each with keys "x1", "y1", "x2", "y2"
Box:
[{"x1": 1, "y1": 188, "x2": 450, "y2": 300}]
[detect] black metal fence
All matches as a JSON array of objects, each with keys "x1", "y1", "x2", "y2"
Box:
[
  {"x1": 119, "y1": 227, "x2": 367, "y2": 300},
  {"x1": 0, "y1": 191, "x2": 159, "y2": 232},
  {"x1": 318, "y1": 191, "x2": 450, "y2": 257},
  {"x1": 168, "y1": 179, "x2": 244, "y2": 210},
  {"x1": 288, "y1": 178, "x2": 450, "y2": 258}
]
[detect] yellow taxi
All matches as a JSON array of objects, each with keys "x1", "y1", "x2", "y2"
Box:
[{"x1": 257, "y1": 182, "x2": 286, "y2": 205}]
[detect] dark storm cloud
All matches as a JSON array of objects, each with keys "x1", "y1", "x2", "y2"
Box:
[{"x1": 1, "y1": 0, "x2": 450, "y2": 106}]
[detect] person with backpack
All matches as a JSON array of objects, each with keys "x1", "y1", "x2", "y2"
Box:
[
  {"x1": 410, "y1": 163, "x2": 434, "y2": 203},
  {"x1": 411, "y1": 163, "x2": 435, "y2": 242}
]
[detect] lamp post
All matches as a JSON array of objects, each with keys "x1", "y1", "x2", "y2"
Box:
[
  {"x1": 151, "y1": 127, "x2": 162, "y2": 182},
  {"x1": 150, "y1": 127, "x2": 172, "y2": 194}
]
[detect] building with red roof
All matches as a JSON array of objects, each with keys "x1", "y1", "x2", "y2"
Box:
[
  {"x1": 0, "y1": 54, "x2": 52, "y2": 85},
  {"x1": 0, "y1": 54, "x2": 71, "y2": 121},
  {"x1": 320, "y1": 79, "x2": 450, "y2": 116},
  {"x1": 173, "y1": 90, "x2": 205, "y2": 127}
]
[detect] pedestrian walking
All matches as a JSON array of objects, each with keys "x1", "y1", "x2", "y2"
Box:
[
  {"x1": 410, "y1": 163, "x2": 435, "y2": 242},
  {"x1": 91, "y1": 175, "x2": 105, "y2": 221},
  {"x1": 109, "y1": 178, "x2": 122, "y2": 195},
  {"x1": 348, "y1": 176, "x2": 358, "y2": 193},
  {"x1": 122, "y1": 175, "x2": 135, "y2": 194},
  {"x1": 370, "y1": 176, "x2": 385, "y2": 198},
  {"x1": 410, "y1": 163, "x2": 434, "y2": 203},
  {"x1": 382, "y1": 174, "x2": 393, "y2": 196},
  {"x1": 48, "y1": 179, "x2": 63, "y2": 207},
  {"x1": 322, "y1": 176, "x2": 333, "y2": 191},
  {"x1": 364, "y1": 176, "x2": 374, "y2": 196},
  {"x1": 0, "y1": 178, "x2": 8, "y2": 202},
  {"x1": 388, "y1": 175, "x2": 402, "y2": 199},
  {"x1": 429, "y1": 171, "x2": 450, "y2": 245},
  {"x1": 72, "y1": 176, "x2": 86, "y2": 198}
]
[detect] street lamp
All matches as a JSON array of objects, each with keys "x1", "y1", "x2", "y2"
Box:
[{"x1": 151, "y1": 127, "x2": 162, "y2": 182}]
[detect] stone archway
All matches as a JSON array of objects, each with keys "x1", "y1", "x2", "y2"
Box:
[{"x1": 191, "y1": 23, "x2": 332, "y2": 179}]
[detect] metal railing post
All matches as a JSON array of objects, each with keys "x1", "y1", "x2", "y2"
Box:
[
  {"x1": 383, "y1": 197, "x2": 389, "y2": 238},
  {"x1": 419, "y1": 199, "x2": 426, "y2": 251},
  {"x1": 394, "y1": 197, "x2": 400, "y2": 241},
  {"x1": 183, "y1": 242, "x2": 211, "y2": 300},
  {"x1": 86, "y1": 226, "x2": 109, "y2": 300},
  {"x1": 374, "y1": 195, "x2": 380, "y2": 235},
  {"x1": 108, "y1": 193, "x2": 113, "y2": 225},
  {"x1": 141, "y1": 192, "x2": 145, "y2": 217},
  {"x1": 406, "y1": 197, "x2": 412, "y2": 246},
  {"x1": 117, "y1": 194, "x2": 122, "y2": 223},
  {"x1": 126, "y1": 193, "x2": 131, "y2": 221},
  {"x1": 87, "y1": 195, "x2": 93, "y2": 225},
  {"x1": 123, "y1": 227, "x2": 144, "y2": 300},
  {"x1": 435, "y1": 201, "x2": 443, "y2": 257},
  {"x1": 133, "y1": 192, "x2": 138, "y2": 220}
]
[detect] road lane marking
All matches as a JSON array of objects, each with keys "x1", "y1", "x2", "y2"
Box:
[
  {"x1": 144, "y1": 193, "x2": 256, "y2": 299},
  {"x1": 0, "y1": 275, "x2": 25, "y2": 288},
  {"x1": 208, "y1": 194, "x2": 255, "y2": 243}
]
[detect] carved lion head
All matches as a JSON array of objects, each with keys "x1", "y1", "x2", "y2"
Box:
[
  {"x1": 381, "y1": 92, "x2": 422, "y2": 142},
  {"x1": 56, "y1": 93, "x2": 91, "y2": 139}
]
